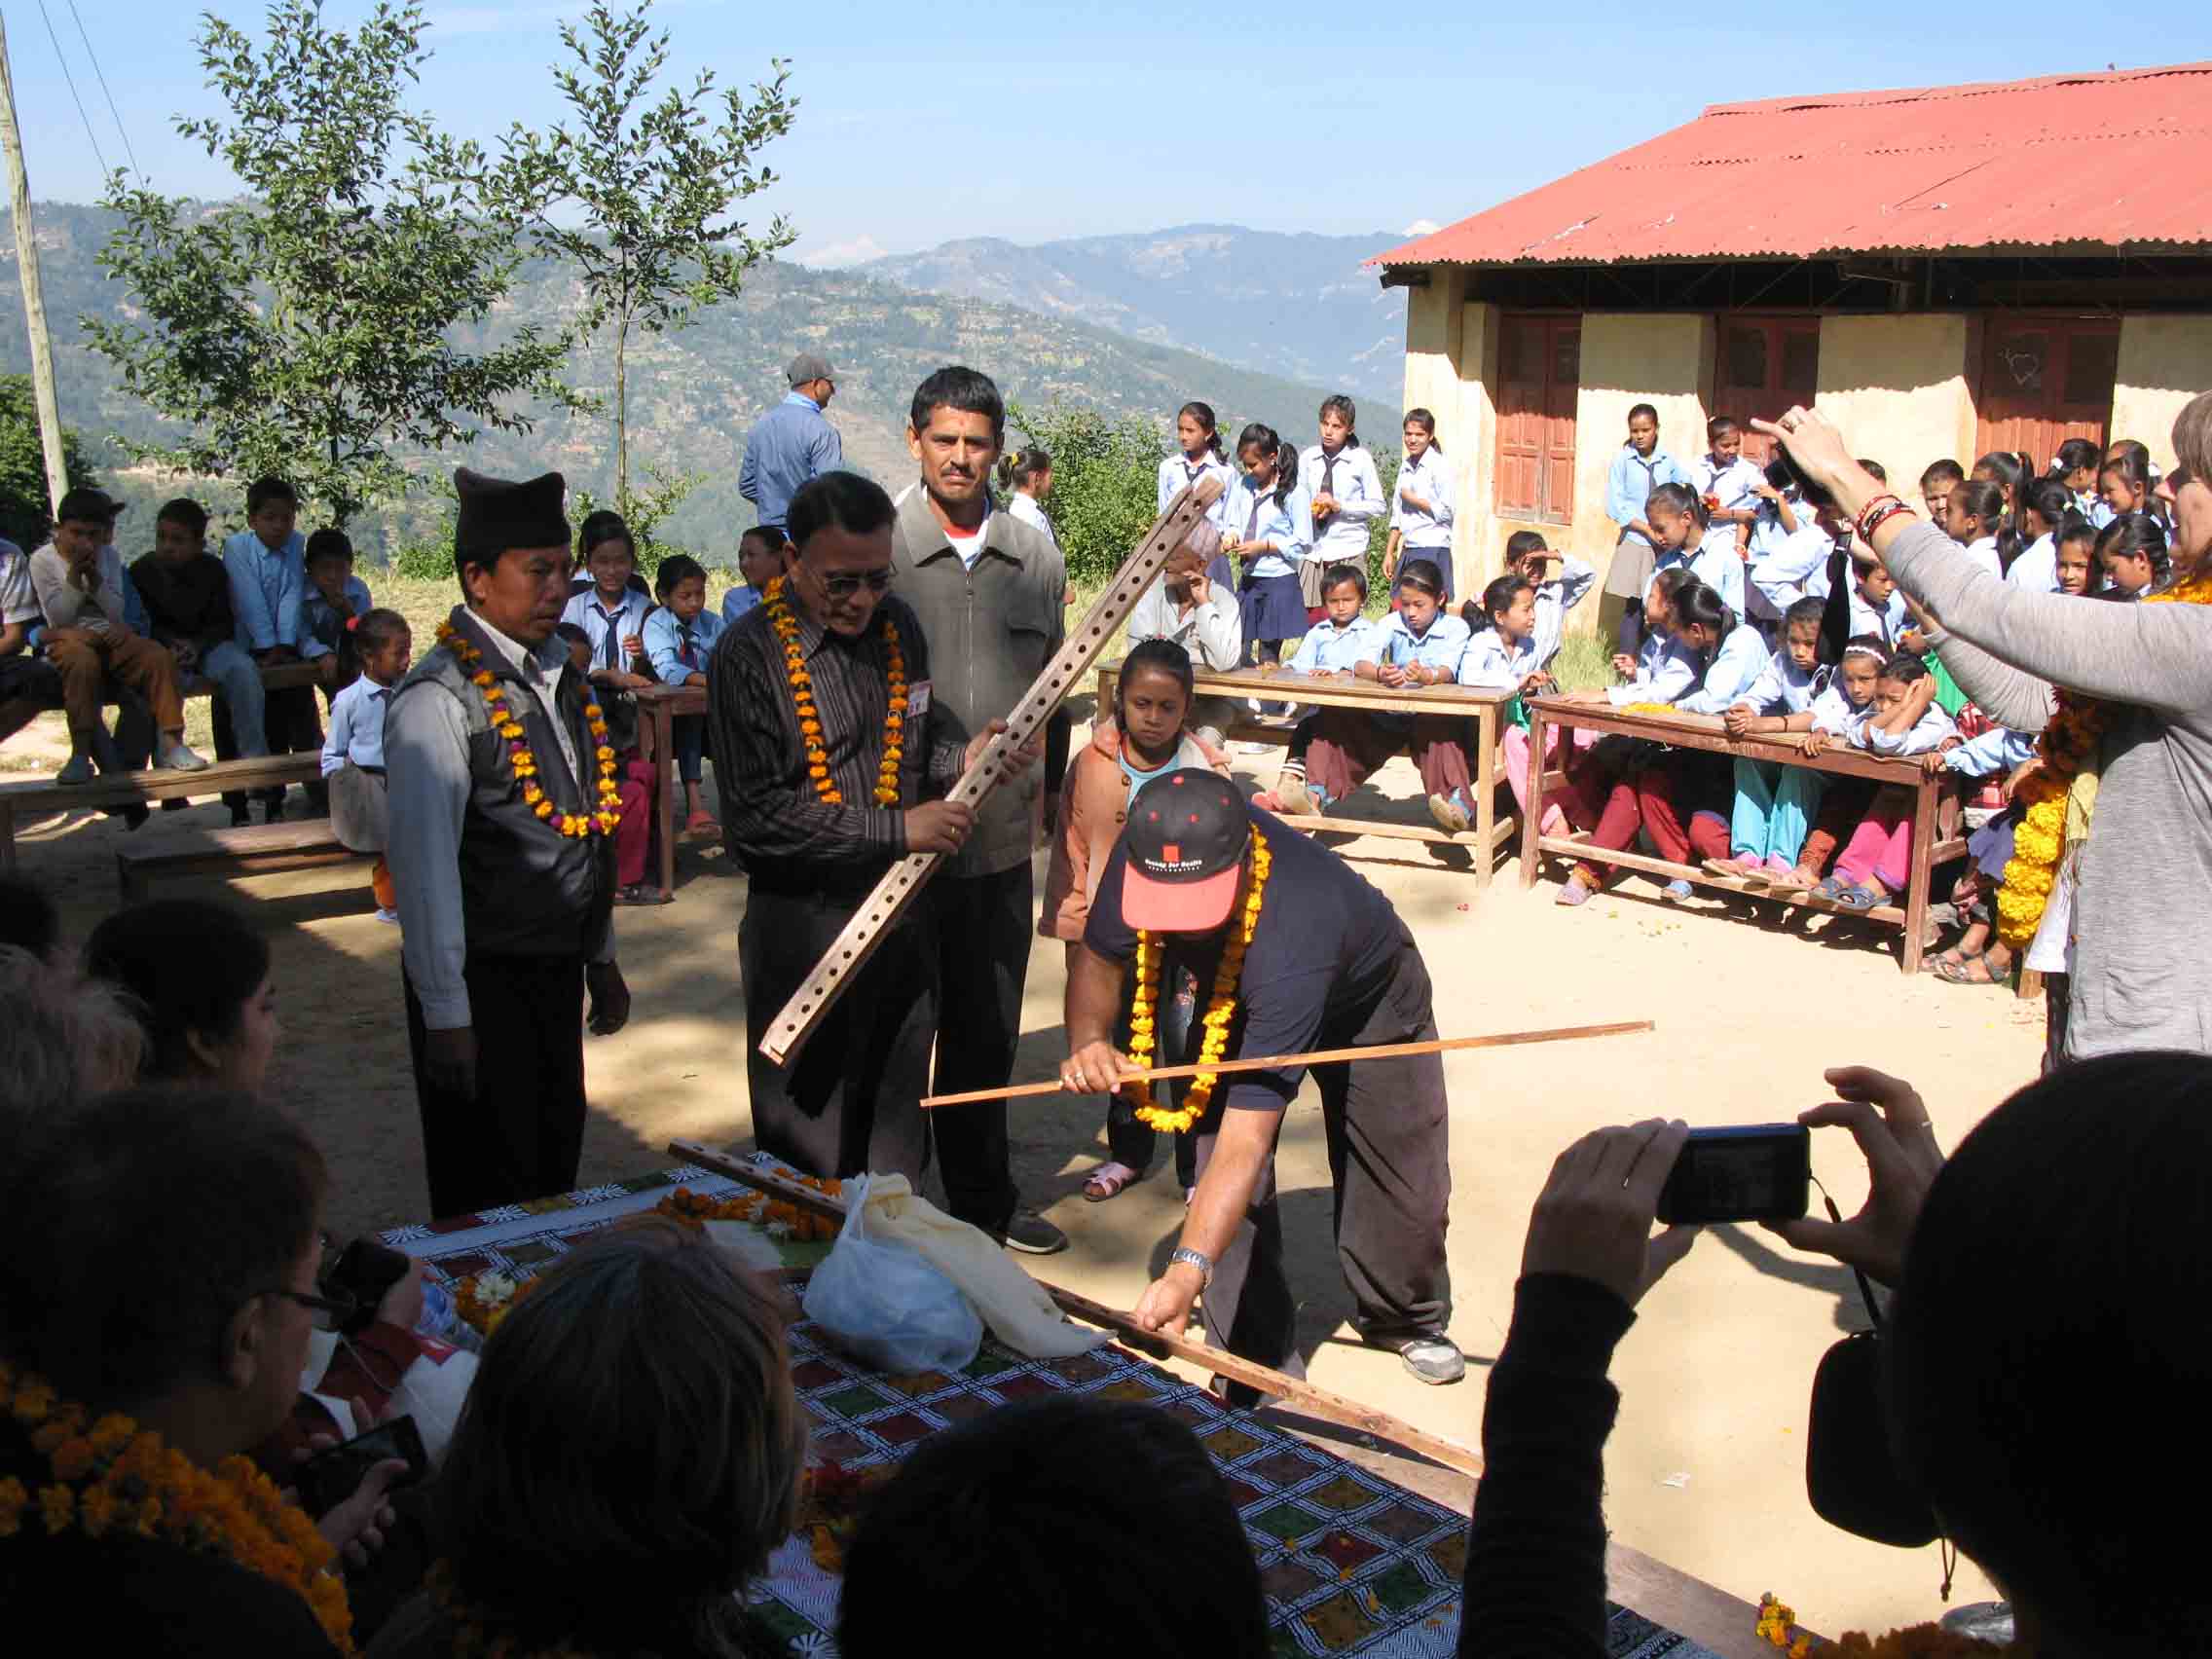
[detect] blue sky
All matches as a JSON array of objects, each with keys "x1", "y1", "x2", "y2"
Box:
[{"x1": 9, "y1": 0, "x2": 2202, "y2": 262}]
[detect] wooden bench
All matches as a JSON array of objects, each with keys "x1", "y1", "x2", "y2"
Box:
[
  {"x1": 0, "y1": 753, "x2": 327, "y2": 870},
  {"x1": 1097, "y1": 663, "x2": 1520, "y2": 886},
  {"x1": 114, "y1": 820, "x2": 364, "y2": 902},
  {"x1": 1523, "y1": 696, "x2": 1966, "y2": 975}
]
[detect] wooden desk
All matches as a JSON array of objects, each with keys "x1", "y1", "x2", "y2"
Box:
[
  {"x1": 1097, "y1": 663, "x2": 1519, "y2": 886},
  {"x1": 1522, "y1": 696, "x2": 1966, "y2": 975},
  {"x1": 633, "y1": 682, "x2": 707, "y2": 900}
]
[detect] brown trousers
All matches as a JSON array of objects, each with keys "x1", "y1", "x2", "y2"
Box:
[
  {"x1": 1303, "y1": 709, "x2": 1473, "y2": 805},
  {"x1": 45, "y1": 627, "x2": 184, "y2": 745}
]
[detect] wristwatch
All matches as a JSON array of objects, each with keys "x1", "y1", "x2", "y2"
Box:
[{"x1": 1167, "y1": 1246, "x2": 1215, "y2": 1288}]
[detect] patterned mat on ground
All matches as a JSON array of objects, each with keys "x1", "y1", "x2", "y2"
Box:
[{"x1": 386, "y1": 1166, "x2": 1718, "y2": 1659}]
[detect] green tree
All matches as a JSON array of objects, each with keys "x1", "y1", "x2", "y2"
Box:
[
  {"x1": 1366, "y1": 441, "x2": 1400, "y2": 601},
  {"x1": 1007, "y1": 400, "x2": 1165, "y2": 584},
  {"x1": 0, "y1": 376, "x2": 97, "y2": 548},
  {"x1": 494, "y1": 0, "x2": 795, "y2": 511},
  {"x1": 82, "y1": 0, "x2": 582, "y2": 524}
]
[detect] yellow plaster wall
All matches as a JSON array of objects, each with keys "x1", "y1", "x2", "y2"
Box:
[
  {"x1": 1398, "y1": 272, "x2": 1467, "y2": 591},
  {"x1": 1450, "y1": 299, "x2": 1499, "y2": 602},
  {"x1": 2113, "y1": 315, "x2": 2212, "y2": 474},
  {"x1": 1812, "y1": 314, "x2": 1976, "y2": 490}
]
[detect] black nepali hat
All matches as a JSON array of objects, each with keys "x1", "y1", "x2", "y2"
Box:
[
  {"x1": 1121, "y1": 768, "x2": 1253, "y2": 933},
  {"x1": 454, "y1": 467, "x2": 570, "y2": 567}
]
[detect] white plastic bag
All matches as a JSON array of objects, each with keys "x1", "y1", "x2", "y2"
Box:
[{"x1": 802, "y1": 1174, "x2": 983, "y2": 1373}]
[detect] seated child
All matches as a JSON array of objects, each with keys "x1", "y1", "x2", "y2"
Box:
[
  {"x1": 1941, "y1": 479, "x2": 2006, "y2": 581},
  {"x1": 1751, "y1": 493, "x2": 1849, "y2": 616},
  {"x1": 1474, "y1": 531, "x2": 1598, "y2": 831},
  {"x1": 1742, "y1": 464, "x2": 1806, "y2": 632},
  {"x1": 1302, "y1": 559, "x2": 1474, "y2": 831},
  {"x1": 319, "y1": 608, "x2": 411, "y2": 923},
  {"x1": 1128, "y1": 525, "x2": 1243, "y2": 745},
  {"x1": 1687, "y1": 416, "x2": 1762, "y2": 613},
  {"x1": 2052, "y1": 516, "x2": 2096, "y2": 596},
  {"x1": 130, "y1": 498, "x2": 269, "y2": 824},
  {"x1": 1919, "y1": 458, "x2": 1966, "y2": 522},
  {"x1": 300, "y1": 528, "x2": 375, "y2": 695},
  {"x1": 1706, "y1": 597, "x2": 1849, "y2": 886},
  {"x1": 557, "y1": 622, "x2": 664, "y2": 905},
  {"x1": 561, "y1": 511, "x2": 656, "y2": 691},
  {"x1": 1604, "y1": 500, "x2": 1704, "y2": 706},
  {"x1": 1259, "y1": 562, "x2": 1376, "y2": 814},
  {"x1": 2095, "y1": 513, "x2": 2168, "y2": 599},
  {"x1": 1040, "y1": 639, "x2": 1227, "y2": 1203},
  {"x1": 1921, "y1": 722, "x2": 2042, "y2": 987},
  {"x1": 643, "y1": 553, "x2": 724, "y2": 836},
  {"x1": 1848, "y1": 547, "x2": 1908, "y2": 645},
  {"x1": 721, "y1": 524, "x2": 787, "y2": 626},
  {"x1": 1812, "y1": 652, "x2": 1960, "y2": 908},
  {"x1": 0, "y1": 534, "x2": 62, "y2": 743},
  {"x1": 221, "y1": 476, "x2": 319, "y2": 822}
]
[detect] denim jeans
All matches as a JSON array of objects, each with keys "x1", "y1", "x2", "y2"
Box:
[{"x1": 199, "y1": 639, "x2": 268, "y2": 756}]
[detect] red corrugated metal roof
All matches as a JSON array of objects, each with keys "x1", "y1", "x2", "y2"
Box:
[{"x1": 1371, "y1": 62, "x2": 2212, "y2": 269}]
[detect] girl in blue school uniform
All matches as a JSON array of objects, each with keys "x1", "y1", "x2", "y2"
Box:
[
  {"x1": 1468, "y1": 532, "x2": 1599, "y2": 835},
  {"x1": 1298, "y1": 394, "x2": 1385, "y2": 617},
  {"x1": 1687, "y1": 416, "x2": 1764, "y2": 614},
  {"x1": 1704, "y1": 596, "x2": 1849, "y2": 886},
  {"x1": 1383, "y1": 408, "x2": 1454, "y2": 605},
  {"x1": 1299, "y1": 559, "x2": 1479, "y2": 831},
  {"x1": 642, "y1": 553, "x2": 725, "y2": 838},
  {"x1": 1222, "y1": 423, "x2": 1311, "y2": 715},
  {"x1": 1814, "y1": 652, "x2": 1960, "y2": 910},
  {"x1": 1260, "y1": 562, "x2": 1381, "y2": 817},
  {"x1": 2048, "y1": 438, "x2": 2104, "y2": 525},
  {"x1": 1157, "y1": 401, "x2": 1235, "y2": 531},
  {"x1": 1603, "y1": 402, "x2": 1691, "y2": 653}
]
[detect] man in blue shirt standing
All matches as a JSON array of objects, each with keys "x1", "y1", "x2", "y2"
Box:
[{"x1": 740, "y1": 352, "x2": 844, "y2": 532}]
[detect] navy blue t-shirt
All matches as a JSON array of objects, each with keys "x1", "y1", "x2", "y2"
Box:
[{"x1": 1084, "y1": 805, "x2": 1412, "y2": 1111}]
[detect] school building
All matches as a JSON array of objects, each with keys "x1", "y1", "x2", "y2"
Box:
[{"x1": 1370, "y1": 60, "x2": 2212, "y2": 630}]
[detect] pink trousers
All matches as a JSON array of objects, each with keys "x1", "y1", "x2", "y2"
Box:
[
  {"x1": 1833, "y1": 799, "x2": 1912, "y2": 893},
  {"x1": 1501, "y1": 722, "x2": 1598, "y2": 835}
]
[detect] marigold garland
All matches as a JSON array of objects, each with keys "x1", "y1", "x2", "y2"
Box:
[
  {"x1": 1993, "y1": 571, "x2": 2212, "y2": 949},
  {"x1": 1124, "y1": 835, "x2": 1272, "y2": 1133},
  {"x1": 1756, "y1": 1592, "x2": 2011, "y2": 1657},
  {"x1": 436, "y1": 621, "x2": 623, "y2": 838},
  {"x1": 760, "y1": 577, "x2": 907, "y2": 806},
  {"x1": 0, "y1": 1362, "x2": 352, "y2": 1652}
]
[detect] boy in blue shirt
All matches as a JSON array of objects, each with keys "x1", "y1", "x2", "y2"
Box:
[
  {"x1": 221, "y1": 477, "x2": 322, "y2": 821},
  {"x1": 643, "y1": 553, "x2": 724, "y2": 837},
  {"x1": 721, "y1": 525, "x2": 787, "y2": 626}
]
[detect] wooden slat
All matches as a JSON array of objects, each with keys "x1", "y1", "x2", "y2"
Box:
[
  {"x1": 0, "y1": 752, "x2": 323, "y2": 809},
  {"x1": 1538, "y1": 832, "x2": 1919, "y2": 926},
  {"x1": 1104, "y1": 662, "x2": 1514, "y2": 719},
  {"x1": 758, "y1": 478, "x2": 1226, "y2": 1064}
]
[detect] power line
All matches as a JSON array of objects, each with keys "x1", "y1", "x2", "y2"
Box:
[
  {"x1": 32, "y1": 0, "x2": 108, "y2": 179},
  {"x1": 65, "y1": 0, "x2": 140, "y2": 179}
]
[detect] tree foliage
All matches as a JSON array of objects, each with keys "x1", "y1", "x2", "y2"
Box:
[
  {"x1": 0, "y1": 376, "x2": 98, "y2": 549},
  {"x1": 1006, "y1": 400, "x2": 1165, "y2": 585},
  {"x1": 493, "y1": 0, "x2": 795, "y2": 509},
  {"x1": 82, "y1": 0, "x2": 583, "y2": 524}
]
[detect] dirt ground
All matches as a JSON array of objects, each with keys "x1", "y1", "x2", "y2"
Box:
[{"x1": 14, "y1": 708, "x2": 2035, "y2": 1641}]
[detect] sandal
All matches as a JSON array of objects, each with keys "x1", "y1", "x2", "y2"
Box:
[
  {"x1": 1810, "y1": 875, "x2": 1848, "y2": 903},
  {"x1": 1924, "y1": 944, "x2": 1984, "y2": 977},
  {"x1": 614, "y1": 882, "x2": 675, "y2": 905},
  {"x1": 1082, "y1": 1161, "x2": 1143, "y2": 1202},
  {"x1": 1832, "y1": 882, "x2": 1888, "y2": 911},
  {"x1": 1936, "y1": 951, "x2": 2014, "y2": 988}
]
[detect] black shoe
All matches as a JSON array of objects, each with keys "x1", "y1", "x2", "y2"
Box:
[
  {"x1": 260, "y1": 789, "x2": 286, "y2": 825},
  {"x1": 229, "y1": 803, "x2": 252, "y2": 828},
  {"x1": 1001, "y1": 1209, "x2": 1068, "y2": 1256}
]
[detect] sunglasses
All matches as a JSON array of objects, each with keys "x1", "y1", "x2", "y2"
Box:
[
  {"x1": 259, "y1": 1284, "x2": 359, "y2": 1333},
  {"x1": 813, "y1": 567, "x2": 894, "y2": 601}
]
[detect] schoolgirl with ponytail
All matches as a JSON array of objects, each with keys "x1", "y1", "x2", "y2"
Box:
[
  {"x1": 2008, "y1": 478, "x2": 2076, "y2": 593},
  {"x1": 1158, "y1": 401, "x2": 1235, "y2": 530},
  {"x1": 998, "y1": 447, "x2": 1057, "y2": 550},
  {"x1": 1384, "y1": 408, "x2": 1454, "y2": 603},
  {"x1": 1942, "y1": 478, "x2": 2009, "y2": 580},
  {"x1": 1298, "y1": 393, "x2": 1385, "y2": 615},
  {"x1": 1222, "y1": 423, "x2": 1312, "y2": 710}
]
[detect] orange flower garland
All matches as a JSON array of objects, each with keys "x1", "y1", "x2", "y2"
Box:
[
  {"x1": 2, "y1": 1363, "x2": 353, "y2": 1652},
  {"x1": 1757, "y1": 1593, "x2": 2010, "y2": 1657},
  {"x1": 1124, "y1": 835, "x2": 1272, "y2": 1133},
  {"x1": 436, "y1": 621, "x2": 622, "y2": 838},
  {"x1": 760, "y1": 577, "x2": 908, "y2": 807}
]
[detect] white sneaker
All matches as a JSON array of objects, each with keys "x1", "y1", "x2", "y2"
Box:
[
  {"x1": 1237, "y1": 740, "x2": 1276, "y2": 755},
  {"x1": 374, "y1": 908, "x2": 401, "y2": 926},
  {"x1": 157, "y1": 740, "x2": 210, "y2": 772}
]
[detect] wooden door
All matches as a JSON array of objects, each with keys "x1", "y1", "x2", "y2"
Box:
[
  {"x1": 1716, "y1": 317, "x2": 1821, "y2": 465},
  {"x1": 1976, "y1": 316, "x2": 2119, "y2": 467},
  {"x1": 1495, "y1": 314, "x2": 1580, "y2": 524}
]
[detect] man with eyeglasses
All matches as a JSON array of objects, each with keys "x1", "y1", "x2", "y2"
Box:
[
  {"x1": 711, "y1": 469, "x2": 1040, "y2": 1190},
  {"x1": 741, "y1": 351, "x2": 845, "y2": 535}
]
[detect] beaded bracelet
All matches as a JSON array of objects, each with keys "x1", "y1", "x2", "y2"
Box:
[{"x1": 1856, "y1": 494, "x2": 1917, "y2": 542}]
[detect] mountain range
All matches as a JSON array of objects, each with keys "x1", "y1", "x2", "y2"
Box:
[{"x1": 0, "y1": 203, "x2": 1405, "y2": 561}]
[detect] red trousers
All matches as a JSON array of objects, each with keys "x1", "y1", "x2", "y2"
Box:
[
  {"x1": 1558, "y1": 748, "x2": 1729, "y2": 885},
  {"x1": 1304, "y1": 709, "x2": 1473, "y2": 805},
  {"x1": 613, "y1": 756, "x2": 659, "y2": 887}
]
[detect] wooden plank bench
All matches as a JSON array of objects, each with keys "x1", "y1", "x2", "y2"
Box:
[
  {"x1": 114, "y1": 820, "x2": 364, "y2": 902},
  {"x1": 1523, "y1": 696, "x2": 1967, "y2": 975},
  {"x1": 0, "y1": 753, "x2": 327, "y2": 870},
  {"x1": 1098, "y1": 662, "x2": 1520, "y2": 884}
]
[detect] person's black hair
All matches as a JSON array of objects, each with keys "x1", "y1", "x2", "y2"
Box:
[
  {"x1": 2095, "y1": 511, "x2": 2171, "y2": 588},
  {"x1": 1887, "y1": 1052, "x2": 2212, "y2": 1655},
  {"x1": 1320, "y1": 562, "x2": 1367, "y2": 600},
  {"x1": 1706, "y1": 414, "x2": 1739, "y2": 442},
  {"x1": 738, "y1": 523, "x2": 788, "y2": 556},
  {"x1": 1235, "y1": 424, "x2": 1296, "y2": 510},
  {"x1": 996, "y1": 447, "x2": 1051, "y2": 492},
  {"x1": 1948, "y1": 478, "x2": 2005, "y2": 535},
  {"x1": 2105, "y1": 436, "x2": 2154, "y2": 476},
  {"x1": 155, "y1": 497, "x2": 208, "y2": 539},
  {"x1": 1858, "y1": 458, "x2": 1889, "y2": 484},
  {"x1": 1117, "y1": 637, "x2": 1196, "y2": 717},
  {"x1": 2054, "y1": 509, "x2": 2099, "y2": 549},
  {"x1": 1876, "y1": 650, "x2": 1930, "y2": 684},
  {"x1": 353, "y1": 607, "x2": 410, "y2": 657},
  {"x1": 1647, "y1": 565, "x2": 1695, "y2": 609},
  {"x1": 836, "y1": 1394, "x2": 1270, "y2": 1659},
  {"x1": 1766, "y1": 453, "x2": 1834, "y2": 509},
  {"x1": 1177, "y1": 401, "x2": 1225, "y2": 461},
  {"x1": 245, "y1": 476, "x2": 298, "y2": 515},
  {"x1": 1503, "y1": 529, "x2": 1549, "y2": 564},
  {"x1": 1646, "y1": 479, "x2": 1707, "y2": 530},
  {"x1": 82, "y1": 899, "x2": 272, "y2": 1081},
  {"x1": 1627, "y1": 401, "x2": 1659, "y2": 425},
  {"x1": 303, "y1": 527, "x2": 353, "y2": 569},
  {"x1": 0, "y1": 873, "x2": 58, "y2": 960},
  {"x1": 909, "y1": 365, "x2": 1005, "y2": 444},
  {"x1": 789, "y1": 470, "x2": 896, "y2": 554},
  {"x1": 653, "y1": 553, "x2": 708, "y2": 599},
  {"x1": 1919, "y1": 458, "x2": 1965, "y2": 492},
  {"x1": 1782, "y1": 595, "x2": 1827, "y2": 633},
  {"x1": 1972, "y1": 450, "x2": 2029, "y2": 499},
  {"x1": 2051, "y1": 436, "x2": 2102, "y2": 478},
  {"x1": 1317, "y1": 393, "x2": 1359, "y2": 449},
  {"x1": 578, "y1": 509, "x2": 637, "y2": 565},
  {"x1": 1669, "y1": 578, "x2": 1736, "y2": 658},
  {"x1": 0, "y1": 1088, "x2": 325, "y2": 1414},
  {"x1": 1477, "y1": 572, "x2": 1532, "y2": 627},
  {"x1": 1397, "y1": 557, "x2": 1444, "y2": 599},
  {"x1": 2023, "y1": 478, "x2": 2075, "y2": 538},
  {"x1": 554, "y1": 620, "x2": 590, "y2": 646},
  {"x1": 1403, "y1": 406, "x2": 1441, "y2": 456}
]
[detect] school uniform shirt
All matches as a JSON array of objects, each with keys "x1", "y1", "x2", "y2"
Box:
[
  {"x1": 1847, "y1": 588, "x2": 1908, "y2": 646},
  {"x1": 1529, "y1": 557, "x2": 1597, "y2": 671},
  {"x1": 1606, "y1": 632, "x2": 1699, "y2": 707},
  {"x1": 1223, "y1": 476, "x2": 1311, "y2": 579},
  {"x1": 0, "y1": 537, "x2": 38, "y2": 633},
  {"x1": 561, "y1": 586, "x2": 656, "y2": 674},
  {"x1": 1361, "y1": 609, "x2": 1471, "y2": 676},
  {"x1": 1688, "y1": 454, "x2": 1763, "y2": 612},
  {"x1": 1673, "y1": 623, "x2": 1772, "y2": 716},
  {"x1": 1743, "y1": 495, "x2": 1808, "y2": 621},
  {"x1": 2087, "y1": 497, "x2": 2117, "y2": 530},
  {"x1": 1126, "y1": 557, "x2": 1242, "y2": 673},
  {"x1": 1285, "y1": 612, "x2": 1381, "y2": 675},
  {"x1": 1739, "y1": 652, "x2": 1827, "y2": 718},
  {"x1": 1941, "y1": 725, "x2": 2037, "y2": 779},
  {"x1": 1157, "y1": 454, "x2": 1236, "y2": 530},
  {"x1": 2006, "y1": 535, "x2": 2060, "y2": 593},
  {"x1": 1809, "y1": 682, "x2": 1862, "y2": 734},
  {"x1": 1750, "y1": 522, "x2": 1843, "y2": 615},
  {"x1": 721, "y1": 584, "x2": 763, "y2": 627},
  {"x1": 300, "y1": 574, "x2": 375, "y2": 661},
  {"x1": 1687, "y1": 534, "x2": 1747, "y2": 615},
  {"x1": 1853, "y1": 701, "x2": 1958, "y2": 757},
  {"x1": 1604, "y1": 444, "x2": 1689, "y2": 542},
  {"x1": 1007, "y1": 491, "x2": 1058, "y2": 550},
  {"x1": 1297, "y1": 444, "x2": 1385, "y2": 566},
  {"x1": 1456, "y1": 625, "x2": 1534, "y2": 690},
  {"x1": 643, "y1": 606, "x2": 725, "y2": 684},
  {"x1": 320, "y1": 675, "x2": 393, "y2": 775},
  {"x1": 1388, "y1": 450, "x2": 1455, "y2": 549},
  {"x1": 222, "y1": 529, "x2": 308, "y2": 652},
  {"x1": 1958, "y1": 536, "x2": 2002, "y2": 582}
]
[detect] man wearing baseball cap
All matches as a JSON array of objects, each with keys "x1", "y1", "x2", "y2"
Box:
[
  {"x1": 740, "y1": 351, "x2": 845, "y2": 534},
  {"x1": 1062, "y1": 770, "x2": 1462, "y2": 1388}
]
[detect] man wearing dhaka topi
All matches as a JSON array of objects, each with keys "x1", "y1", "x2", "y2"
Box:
[{"x1": 1059, "y1": 769, "x2": 1463, "y2": 1391}]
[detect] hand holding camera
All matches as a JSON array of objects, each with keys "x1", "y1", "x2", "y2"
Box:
[{"x1": 1522, "y1": 1118, "x2": 1700, "y2": 1309}]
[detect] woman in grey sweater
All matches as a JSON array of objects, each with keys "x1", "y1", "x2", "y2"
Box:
[{"x1": 1757, "y1": 393, "x2": 2212, "y2": 1062}]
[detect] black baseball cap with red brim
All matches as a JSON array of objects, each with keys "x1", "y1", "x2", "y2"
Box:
[{"x1": 1121, "y1": 768, "x2": 1253, "y2": 933}]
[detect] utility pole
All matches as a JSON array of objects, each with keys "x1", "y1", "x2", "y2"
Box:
[{"x1": 0, "y1": 15, "x2": 71, "y2": 515}]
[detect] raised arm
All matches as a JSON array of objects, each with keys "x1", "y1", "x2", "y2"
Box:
[{"x1": 1925, "y1": 630, "x2": 2057, "y2": 734}]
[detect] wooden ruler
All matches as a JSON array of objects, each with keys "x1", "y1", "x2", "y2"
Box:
[
  {"x1": 667, "y1": 1138, "x2": 1485, "y2": 1481},
  {"x1": 757, "y1": 474, "x2": 1227, "y2": 1064},
  {"x1": 920, "y1": 1020, "x2": 1653, "y2": 1108}
]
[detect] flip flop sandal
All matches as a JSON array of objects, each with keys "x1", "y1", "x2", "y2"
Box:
[
  {"x1": 1810, "y1": 875, "x2": 1849, "y2": 902},
  {"x1": 1082, "y1": 1161, "x2": 1143, "y2": 1202},
  {"x1": 1936, "y1": 952, "x2": 2013, "y2": 988},
  {"x1": 1833, "y1": 883, "x2": 1887, "y2": 911},
  {"x1": 1923, "y1": 944, "x2": 1984, "y2": 976}
]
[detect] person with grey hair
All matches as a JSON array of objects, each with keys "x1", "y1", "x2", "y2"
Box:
[
  {"x1": 0, "y1": 947, "x2": 145, "y2": 1143},
  {"x1": 739, "y1": 350, "x2": 845, "y2": 534}
]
